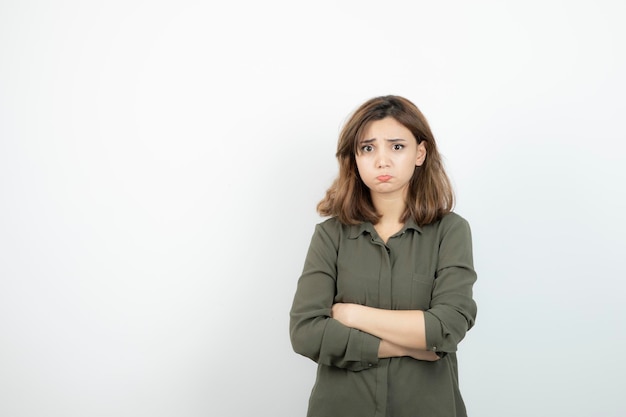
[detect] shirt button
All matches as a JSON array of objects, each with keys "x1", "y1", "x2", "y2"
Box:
[
  {"x1": 432, "y1": 346, "x2": 437, "y2": 351},
  {"x1": 368, "y1": 363, "x2": 373, "y2": 367}
]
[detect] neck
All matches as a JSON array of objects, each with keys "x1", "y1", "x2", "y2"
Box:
[{"x1": 371, "y1": 193, "x2": 406, "y2": 225}]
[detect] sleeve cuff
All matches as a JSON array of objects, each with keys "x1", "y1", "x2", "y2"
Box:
[
  {"x1": 424, "y1": 310, "x2": 443, "y2": 353},
  {"x1": 360, "y1": 330, "x2": 380, "y2": 369}
]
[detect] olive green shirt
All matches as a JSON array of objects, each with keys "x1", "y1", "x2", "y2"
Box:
[{"x1": 289, "y1": 212, "x2": 477, "y2": 417}]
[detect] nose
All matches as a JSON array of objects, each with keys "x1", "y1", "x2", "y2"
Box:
[{"x1": 376, "y1": 148, "x2": 390, "y2": 168}]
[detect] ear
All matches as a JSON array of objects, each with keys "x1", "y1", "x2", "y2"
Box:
[{"x1": 415, "y1": 141, "x2": 427, "y2": 166}]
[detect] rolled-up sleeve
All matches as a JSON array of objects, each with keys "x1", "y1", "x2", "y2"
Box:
[
  {"x1": 424, "y1": 215, "x2": 478, "y2": 354},
  {"x1": 289, "y1": 223, "x2": 380, "y2": 371}
]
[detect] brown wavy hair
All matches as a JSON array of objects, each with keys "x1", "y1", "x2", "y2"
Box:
[{"x1": 317, "y1": 95, "x2": 454, "y2": 226}]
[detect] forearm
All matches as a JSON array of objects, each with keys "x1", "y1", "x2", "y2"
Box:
[
  {"x1": 291, "y1": 284, "x2": 382, "y2": 370},
  {"x1": 333, "y1": 303, "x2": 428, "y2": 350},
  {"x1": 378, "y1": 339, "x2": 439, "y2": 361}
]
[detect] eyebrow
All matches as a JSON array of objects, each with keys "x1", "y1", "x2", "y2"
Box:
[{"x1": 359, "y1": 137, "x2": 407, "y2": 144}]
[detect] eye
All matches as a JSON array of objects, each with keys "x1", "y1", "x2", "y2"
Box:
[
  {"x1": 360, "y1": 144, "x2": 374, "y2": 153},
  {"x1": 392, "y1": 144, "x2": 404, "y2": 150}
]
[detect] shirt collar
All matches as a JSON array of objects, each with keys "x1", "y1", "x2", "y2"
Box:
[
  {"x1": 403, "y1": 218, "x2": 423, "y2": 234},
  {"x1": 347, "y1": 218, "x2": 423, "y2": 239},
  {"x1": 348, "y1": 222, "x2": 375, "y2": 239}
]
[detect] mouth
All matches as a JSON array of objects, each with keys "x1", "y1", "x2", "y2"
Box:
[{"x1": 376, "y1": 175, "x2": 392, "y2": 182}]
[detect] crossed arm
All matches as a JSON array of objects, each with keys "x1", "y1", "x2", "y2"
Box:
[
  {"x1": 290, "y1": 217, "x2": 477, "y2": 368},
  {"x1": 331, "y1": 303, "x2": 440, "y2": 362}
]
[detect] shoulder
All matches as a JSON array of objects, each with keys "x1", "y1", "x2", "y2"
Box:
[
  {"x1": 423, "y1": 211, "x2": 473, "y2": 238},
  {"x1": 315, "y1": 217, "x2": 353, "y2": 236},
  {"x1": 305, "y1": 217, "x2": 355, "y2": 254},
  {"x1": 313, "y1": 217, "x2": 367, "y2": 243},
  {"x1": 315, "y1": 216, "x2": 341, "y2": 232},
  {"x1": 440, "y1": 211, "x2": 471, "y2": 229}
]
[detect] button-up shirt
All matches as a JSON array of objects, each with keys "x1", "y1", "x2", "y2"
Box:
[{"x1": 289, "y1": 212, "x2": 477, "y2": 417}]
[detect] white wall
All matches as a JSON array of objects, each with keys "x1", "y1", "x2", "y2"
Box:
[{"x1": 1, "y1": 1, "x2": 625, "y2": 416}]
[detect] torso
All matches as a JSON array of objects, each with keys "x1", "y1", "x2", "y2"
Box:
[{"x1": 299, "y1": 213, "x2": 475, "y2": 417}]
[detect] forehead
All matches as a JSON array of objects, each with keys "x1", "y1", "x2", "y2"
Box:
[{"x1": 361, "y1": 117, "x2": 415, "y2": 140}]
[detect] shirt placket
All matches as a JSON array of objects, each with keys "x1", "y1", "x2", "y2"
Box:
[{"x1": 369, "y1": 233, "x2": 393, "y2": 417}]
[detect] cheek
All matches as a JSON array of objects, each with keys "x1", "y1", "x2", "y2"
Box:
[
  {"x1": 404, "y1": 152, "x2": 420, "y2": 166},
  {"x1": 354, "y1": 160, "x2": 373, "y2": 185},
  {"x1": 355, "y1": 158, "x2": 366, "y2": 175}
]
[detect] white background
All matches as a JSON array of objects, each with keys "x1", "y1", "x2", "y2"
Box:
[{"x1": 1, "y1": 1, "x2": 625, "y2": 416}]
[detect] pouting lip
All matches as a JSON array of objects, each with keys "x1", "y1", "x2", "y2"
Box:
[{"x1": 376, "y1": 175, "x2": 392, "y2": 182}]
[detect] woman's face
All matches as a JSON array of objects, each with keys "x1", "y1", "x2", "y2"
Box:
[{"x1": 355, "y1": 117, "x2": 426, "y2": 200}]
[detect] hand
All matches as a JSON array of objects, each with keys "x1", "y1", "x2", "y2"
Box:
[
  {"x1": 331, "y1": 303, "x2": 360, "y2": 328},
  {"x1": 405, "y1": 348, "x2": 440, "y2": 362},
  {"x1": 378, "y1": 340, "x2": 440, "y2": 361}
]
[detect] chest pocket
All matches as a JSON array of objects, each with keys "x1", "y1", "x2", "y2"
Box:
[{"x1": 411, "y1": 273, "x2": 434, "y2": 310}]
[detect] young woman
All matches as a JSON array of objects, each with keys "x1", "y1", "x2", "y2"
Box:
[{"x1": 289, "y1": 95, "x2": 478, "y2": 417}]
